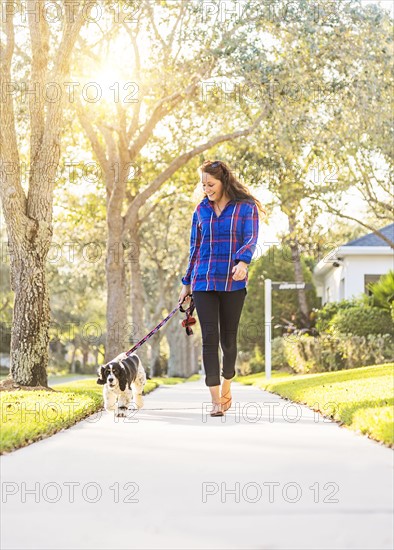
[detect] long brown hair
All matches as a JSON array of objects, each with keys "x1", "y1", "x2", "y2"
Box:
[{"x1": 195, "y1": 159, "x2": 266, "y2": 217}]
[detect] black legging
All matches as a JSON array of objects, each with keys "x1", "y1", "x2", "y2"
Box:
[{"x1": 192, "y1": 288, "x2": 247, "y2": 387}]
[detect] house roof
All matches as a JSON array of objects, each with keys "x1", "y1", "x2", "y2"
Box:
[
  {"x1": 343, "y1": 223, "x2": 394, "y2": 247},
  {"x1": 312, "y1": 222, "x2": 394, "y2": 281}
]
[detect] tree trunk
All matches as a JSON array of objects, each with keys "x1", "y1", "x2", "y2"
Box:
[
  {"x1": 148, "y1": 332, "x2": 161, "y2": 377},
  {"x1": 9, "y1": 246, "x2": 50, "y2": 386},
  {"x1": 105, "y1": 231, "x2": 128, "y2": 362},
  {"x1": 94, "y1": 347, "x2": 99, "y2": 367},
  {"x1": 128, "y1": 228, "x2": 149, "y2": 368},
  {"x1": 167, "y1": 316, "x2": 198, "y2": 378},
  {"x1": 291, "y1": 241, "x2": 310, "y2": 326},
  {"x1": 82, "y1": 349, "x2": 89, "y2": 370},
  {"x1": 288, "y1": 219, "x2": 310, "y2": 327},
  {"x1": 70, "y1": 346, "x2": 77, "y2": 374}
]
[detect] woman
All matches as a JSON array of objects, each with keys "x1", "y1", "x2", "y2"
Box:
[{"x1": 178, "y1": 159, "x2": 265, "y2": 417}]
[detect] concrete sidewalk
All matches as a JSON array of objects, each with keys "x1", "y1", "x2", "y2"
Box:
[{"x1": 1, "y1": 376, "x2": 393, "y2": 550}]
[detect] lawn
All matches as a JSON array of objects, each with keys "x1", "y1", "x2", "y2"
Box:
[
  {"x1": 235, "y1": 363, "x2": 394, "y2": 447},
  {"x1": 0, "y1": 374, "x2": 200, "y2": 454}
]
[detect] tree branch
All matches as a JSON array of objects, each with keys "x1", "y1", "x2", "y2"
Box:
[
  {"x1": 354, "y1": 154, "x2": 393, "y2": 214},
  {"x1": 316, "y1": 197, "x2": 394, "y2": 248},
  {"x1": 74, "y1": 99, "x2": 110, "y2": 176},
  {"x1": 123, "y1": 110, "x2": 266, "y2": 233},
  {"x1": 144, "y1": 0, "x2": 166, "y2": 50},
  {"x1": 122, "y1": 23, "x2": 142, "y2": 141},
  {"x1": 128, "y1": 74, "x2": 203, "y2": 159},
  {"x1": 0, "y1": 0, "x2": 26, "y2": 236},
  {"x1": 27, "y1": 0, "x2": 50, "y2": 166}
]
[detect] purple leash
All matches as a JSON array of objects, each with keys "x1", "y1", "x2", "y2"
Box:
[{"x1": 125, "y1": 294, "x2": 196, "y2": 357}]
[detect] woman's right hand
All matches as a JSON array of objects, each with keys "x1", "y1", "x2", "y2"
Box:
[{"x1": 179, "y1": 284, "x2": 192, "y2": 306}]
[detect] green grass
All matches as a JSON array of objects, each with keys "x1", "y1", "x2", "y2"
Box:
[
  {"x1": 235, "y1": 363, "x2": 394, "y2": 447},
  {"x1": 234, "y1": 370, "x2": 292, "y2": 384},
  {"x1": 48, "y1": 374, "x2": 95, "y2": 384},
  {"x1": 0, "y1": 374, "x2": 199, "y2": 454}
]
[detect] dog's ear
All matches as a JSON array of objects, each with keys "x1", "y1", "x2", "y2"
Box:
[
  {"x1": 97, "y1": 365, "x2": 106, "y2": 385},
  {"x1": 118, "y1": 364, "x2": 127, "y2": 392}
]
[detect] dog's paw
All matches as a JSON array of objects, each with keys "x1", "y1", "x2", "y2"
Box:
[{"x1": 115, "y1": 406, "x2": 128, "y2": 417}]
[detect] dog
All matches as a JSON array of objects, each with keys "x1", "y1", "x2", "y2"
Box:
[{"x1": 96, "y1": 352, "x2": 147, "y2": 417}]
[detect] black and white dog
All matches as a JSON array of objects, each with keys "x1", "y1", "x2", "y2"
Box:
[{"x1": 96, "y1": 352, "x2": 147, "y2": 417}]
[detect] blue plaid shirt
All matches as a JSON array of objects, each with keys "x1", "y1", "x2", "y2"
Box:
[{"x1": 181, "y1": 196, "x2": 259, "y2": 291}]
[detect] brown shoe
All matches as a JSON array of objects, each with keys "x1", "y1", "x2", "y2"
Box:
[{"x1": 210, "y1": 401, "x2": 224, "y2": 416}]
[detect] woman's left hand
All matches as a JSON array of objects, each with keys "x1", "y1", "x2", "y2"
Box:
[{"x1": 232, "y1": 261, "x2": 248, "y2": 281}]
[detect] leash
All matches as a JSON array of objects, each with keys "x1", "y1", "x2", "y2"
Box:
[{"x1": 124, "y1": 294, "x2": 196, "y2": 357}]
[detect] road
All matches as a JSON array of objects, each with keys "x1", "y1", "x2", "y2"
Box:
[{"x1": 1, "y1": 376, "x2": 393, "y2": 549}]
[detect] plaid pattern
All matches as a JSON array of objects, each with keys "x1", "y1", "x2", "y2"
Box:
[{"x1": 181, "y1": 196, "x2": 259, "y2": 291}]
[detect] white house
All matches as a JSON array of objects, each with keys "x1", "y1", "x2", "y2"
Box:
[{"x1": 313, "y1": 223, "x2": 394, "y2": 304}]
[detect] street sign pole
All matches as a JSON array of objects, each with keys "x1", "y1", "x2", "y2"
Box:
[{"x1": 265, "y1": 278, "x2": 272, "y2": 380}]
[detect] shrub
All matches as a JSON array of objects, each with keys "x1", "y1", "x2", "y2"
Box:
[
  {"x1": 315, "y1": 299, "x2": 360, "y2": 333},
  {"x1": 339, "y1": 334, "x2": 394, "y2": 369},
  {"x1": 271, "y1": 336, "x2": 290, "y2": 370},
  {"x1": 367, "y1": 270, "x2": 394, "y2": 321},
  {"x1": 332, "y1": 305, "x2": 394, "y2": 337},
  {"x1": 283, "y1": 334, "x2": 343, "y2": 374},
  {"x1": 248, "y1": 345, "x2": 265, "y2": 374},
  {"x1": 282, "y1": 333, "x2": 394, "y2": 374}
]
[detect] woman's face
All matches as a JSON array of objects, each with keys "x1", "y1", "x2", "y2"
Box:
[{"x1": 200, "y1": 171, "x2": 224, "y2": 202}]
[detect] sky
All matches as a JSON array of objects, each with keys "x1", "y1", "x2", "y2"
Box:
[{"x1": 361, "y1": 0, "x2": 394, "y2": 17}]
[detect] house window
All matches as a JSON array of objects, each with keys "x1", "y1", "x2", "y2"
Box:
[
  {"x1": 326, "y1": 286, "x2": 331, "y2": 303},
  {"x1": 364, "y1": 274, "x2": 383, "y2": 295}
]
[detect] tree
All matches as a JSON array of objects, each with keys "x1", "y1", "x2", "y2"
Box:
[
  {"x1": 73, "y1": 2, "x2": 267, "y2": 362},
  {"x1": 305, "y1": 2, "x2": 393, "y2": 245},
  {"x1": 239, "y1": 245, "x2": 319, "y2": 355},
  {"x1": 227, "y1": 0, "x2": 394, "y2": 325},
  {"x1": 0, "y1": 0, "x2": 95, "y2": 386}
]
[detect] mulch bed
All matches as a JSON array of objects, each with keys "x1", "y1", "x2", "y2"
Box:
[{"x1": 0, "y1": 377, "x2": 58, "y2": 393}]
